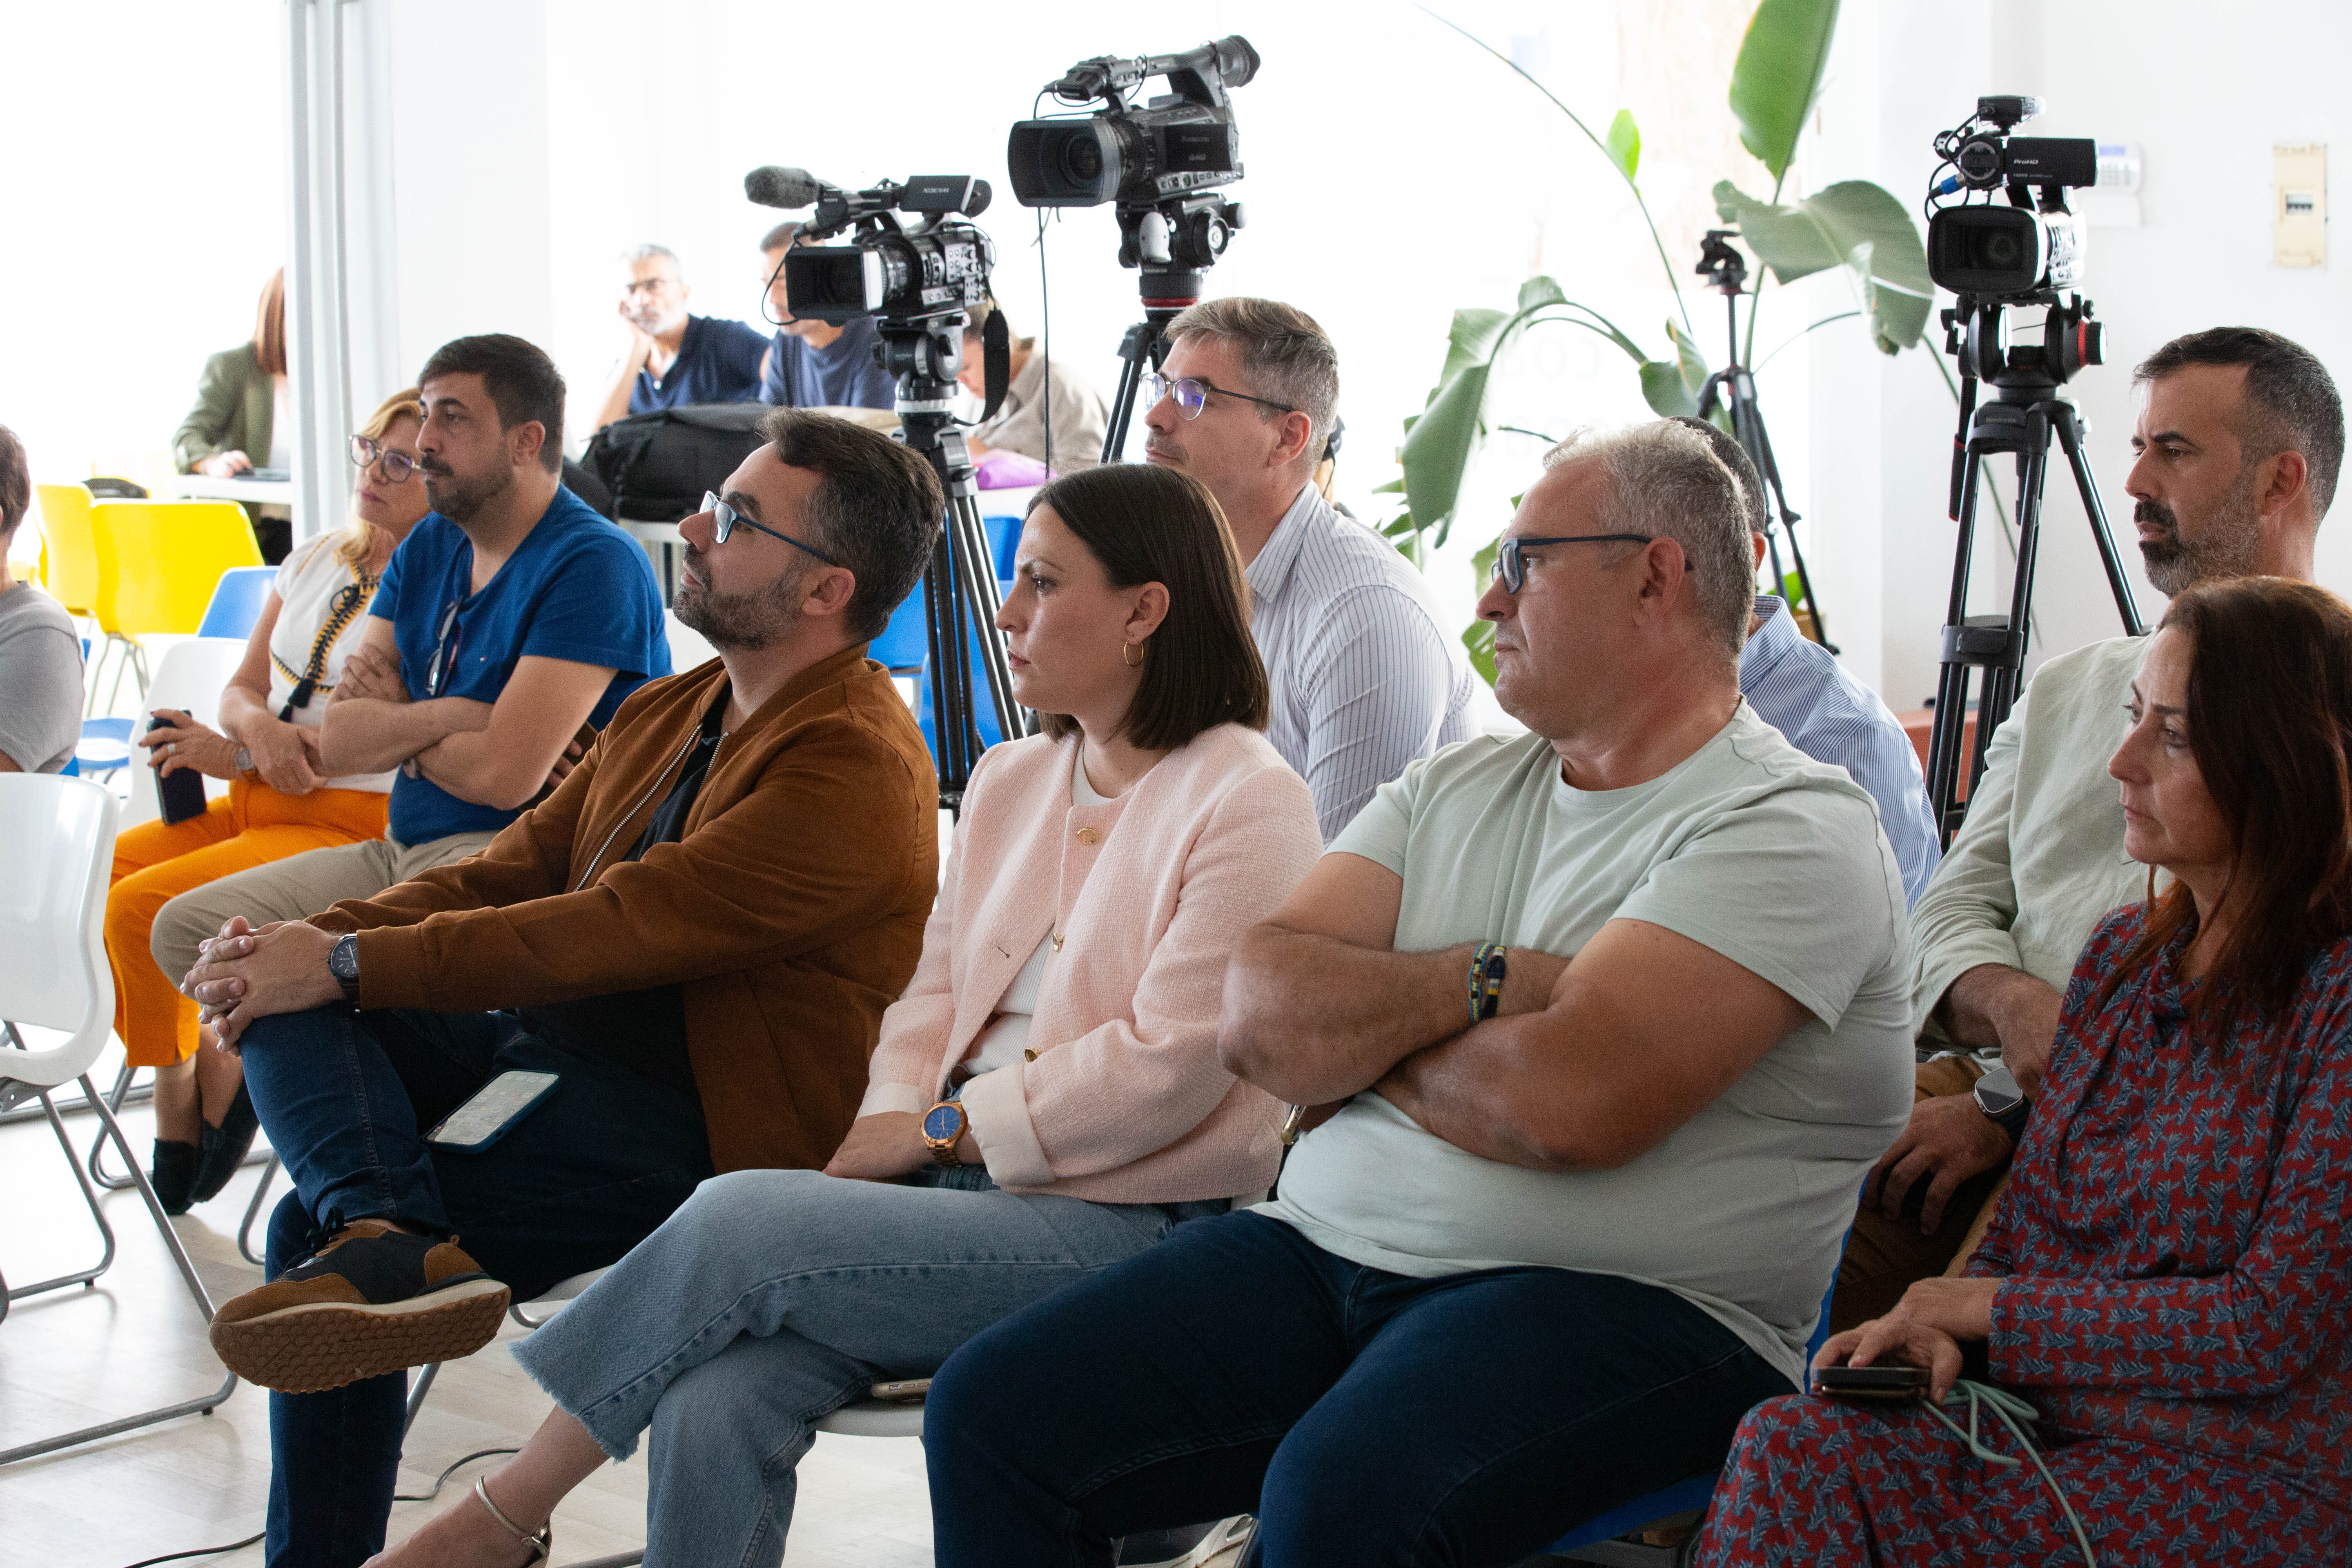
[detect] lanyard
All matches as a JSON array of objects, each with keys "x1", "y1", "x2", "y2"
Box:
[{"x1": 274, "y1": 573, "x2": 378, "y2": 721}]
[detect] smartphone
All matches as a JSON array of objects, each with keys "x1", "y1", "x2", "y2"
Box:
[
  {"x1": 147, "y1": 712, "x2": 209, "y2": 826},
  {"x1": 1813, "y1": 1364, "x2": 1929, "y2": 1402},
  {"x1": 426, "y1": 1070, "x2": 561, "y2": 1152},
  {"x1": 869, "y1": 1378, "x2": 933, "y2": 1402}
]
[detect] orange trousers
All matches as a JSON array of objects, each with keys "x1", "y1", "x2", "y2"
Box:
[{"x1": 106, "y1": 780, "x2": 388, "y2": 1069}]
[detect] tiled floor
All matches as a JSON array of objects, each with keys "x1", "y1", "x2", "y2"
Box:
[{"x1": 0, "y1": 1057, "x2": 935, "y2": 1568}]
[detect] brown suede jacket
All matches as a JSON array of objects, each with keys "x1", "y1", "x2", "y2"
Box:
[{"x1": 308, "y1": 646, "x2": 939, "y2": 1173}]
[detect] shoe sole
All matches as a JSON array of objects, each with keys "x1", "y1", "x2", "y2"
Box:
[{"x1": 209, "y1": 1277, "x2": 512, "y2": 1393}]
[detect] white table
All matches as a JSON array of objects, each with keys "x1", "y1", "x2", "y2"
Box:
[{"x1": 165, "y1": 474, "x2": 296, "y2": 506}]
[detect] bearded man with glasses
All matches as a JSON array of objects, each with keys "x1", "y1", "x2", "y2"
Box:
[
  {"x1": 1143, "y1": 297, "x2": 1474, "y2": 839},
  {"x1": 174, "y1": 407, "x2": 944, "y2": 1567}
]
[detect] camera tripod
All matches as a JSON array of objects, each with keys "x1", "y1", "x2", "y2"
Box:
[
  {"x1": 1693, "y1": 232, "x2": 1835, "y2": 653},
  {"x1": 878, "y1": 316, "x2": 1029, "y2": 810},
  {"x1": 1098, "y1": 196, "x2": 1242, "y2": 463},
  {"x1": 1923, "y1": 292, "x2": 2143, "y2": 843}
]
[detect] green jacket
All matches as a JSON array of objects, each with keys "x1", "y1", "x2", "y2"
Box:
[{"x1": 174, "y1": 343, "x2": 276, "y2": 472}]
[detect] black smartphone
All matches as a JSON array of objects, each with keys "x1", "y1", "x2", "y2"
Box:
[
  {"x1": 1813, "y1": 1364, "x2": 1929, "y2": 1401},
  {"x1": 147, "y1": 712, "x2": 209, "y2": 826}
]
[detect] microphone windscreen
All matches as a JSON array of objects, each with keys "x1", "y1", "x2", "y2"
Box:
[{"x1": 744, "y1": 165, "x2": 822, "y2": 209}]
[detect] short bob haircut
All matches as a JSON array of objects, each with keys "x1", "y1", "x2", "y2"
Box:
[{"x1": 1025, "y1": 463, "x2": 1269, "y2": 753}]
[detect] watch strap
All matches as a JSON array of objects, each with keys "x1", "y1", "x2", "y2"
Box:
[
  {"x1": 1987, "y1": 1094, "x2": 2031, "y2": 1142},
  {"x1": 1467, "y1": 941, "x2": 1505, "y2": 1029},
  {"x1": 330, "y1": 932, "x2": 362, "y2": 1006}
]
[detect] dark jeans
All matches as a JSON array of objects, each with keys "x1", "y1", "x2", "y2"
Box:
[
  {"x1": 925, "y1": 1211, "x2": 1794, "y2": 1568},
  {"x1": 238, "y1": 1004, "x2": 714, "y2": 1568}
]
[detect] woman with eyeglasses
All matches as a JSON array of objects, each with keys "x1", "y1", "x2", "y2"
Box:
[{"x1": 107, "y1": 388, "x2": 432, "y2": 1212}]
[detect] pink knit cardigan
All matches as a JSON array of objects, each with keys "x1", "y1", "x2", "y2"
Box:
[{"x1": 858, "y1": 723, "x2": 1321, "y2": 1203}]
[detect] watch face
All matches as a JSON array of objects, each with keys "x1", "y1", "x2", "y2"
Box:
[
  {"x1": 330, "y1": 935, "x2": 359, "y2": 981},
  {"x1": 922, "y1": 1103, "x2": 962, "y2": 1143}
]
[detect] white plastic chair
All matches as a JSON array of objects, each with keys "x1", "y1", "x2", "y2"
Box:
[{"x1": 0, "y1": 774, "x2": 238, "y2": 1465}]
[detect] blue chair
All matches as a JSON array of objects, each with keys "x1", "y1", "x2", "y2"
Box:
[
  {"x1": 195, "y1": 566, "x2": 276, "y2": 641},
  {"x1": 915, "y1": 641, "x2": 1009, "y2": 765},
  {"x1": 1549, "y1": 1230, "x2": 1856, "y2": 1565},
  {"x1": 871, "y1": 581, "x2": 932, "y2": 674},
  {"x1": 72, "y1": 716, "x2": 134, "y2": 779},
  {"x1": 982, "y1": 513, "x2": 1020, "y2": 579}
]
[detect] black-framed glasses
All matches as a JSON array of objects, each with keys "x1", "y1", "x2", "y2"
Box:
[
  {"x1": 424, "y1": 598, "x2": 466, "y2": 697},
  {"x1": 1491, "y1": 534, "x2": 1657, "y2": 594},
  {"x1": 699, "y1": 491, "x2": 842, "y2": 566},
  {"x1": 349, "y1": 434, "x2": 419, "y2": 482},
  {"x1": 1141, "y1": 372, "x2": 1297, "y2": 421}
]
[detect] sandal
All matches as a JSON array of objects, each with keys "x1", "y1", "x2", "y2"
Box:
[{"x1": 472, "y1": 1476, "x2": 552, "y2": 1565}]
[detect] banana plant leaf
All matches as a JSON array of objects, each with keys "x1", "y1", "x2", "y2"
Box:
[
  {"x1": 1714, "y1": 178, "x2": 1932, "y2": 353},
  {"x1": 1728, "y1": 0, "x2": 1840, "y2": 181}
]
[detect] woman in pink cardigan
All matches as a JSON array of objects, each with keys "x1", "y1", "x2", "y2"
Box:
[{"x1": 371, "y1": 461, "x2": 1323, "y2": 1568}]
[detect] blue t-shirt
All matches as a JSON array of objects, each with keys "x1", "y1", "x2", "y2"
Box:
[
  {"x1": 762, "y1": 315, "x2": 897, "y2": 409},
  {"x1": 372, "y1": 485, "x2": 672, "y2": 844},
  {"x1": 628, "y1": 314, "x2": 769, "y2": 414}
]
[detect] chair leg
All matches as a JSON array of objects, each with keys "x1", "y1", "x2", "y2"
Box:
[
  {"x1": 403, "y1": 1362, "x2": 441, "y2": 1440},
  {"x1": 0, "y1": 1073, "x2": 239, "y2": 1467},
  {"x1": 86, "y1": 1061, "x2": 139, "y2": 1190},
  {"x1": 238, "y1": 1153, "x2": 281, "y2": 1267},
  {"x1": 2, "y1": 1085, "x2": 121, "y2": 1301}
]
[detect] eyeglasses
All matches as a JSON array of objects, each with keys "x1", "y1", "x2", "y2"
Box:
[
  {"x1": 349, "y1": 434, "x2": 419, "y2": 482},
  {"x1": 1141, "y1": 372, "x2": 1297, "y2": 421},
  {"x1": 1490, "y1": 534, "x2": 1657, "y2": 594},
  {"x1": 424, "y1": 598, "x2": 466, "y2": 698},
  {"x1": 621, "y1": 277, "x2": 678, "y2": 297},
  {"x1": 699, "y1": 491, "x2": 842, "y2": 566}
]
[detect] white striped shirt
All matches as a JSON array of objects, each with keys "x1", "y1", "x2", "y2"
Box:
[
  {"x1": 1740, "y1": 595, "x2": 1942, "y2": 906},
  {"x1": 1246, "y1": 484, "x2": 1477, "y2": 841}
]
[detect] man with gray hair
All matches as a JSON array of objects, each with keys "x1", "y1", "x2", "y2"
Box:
[
  {"x1": 589, "y1": 243, "x2": 768, "y2": 432},
  {"x1": 920, "y1": 419, "x2": 1915, "y2": 1561},
  {"x1": 1144, "y1": 296, "x2": 1474, "y2": 838},
  {"x1": 1835, "y1": 324, "x2": 2343, "y2": 1329}
]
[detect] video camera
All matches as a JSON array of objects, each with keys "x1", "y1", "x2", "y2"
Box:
[
  {"x1": 1007, "y1": 36, "x2": 1256, "y2": 282},
  {"x1": 745, "y1": 167, "x2": 996, "y2": 336},
  {"x1": 1925, "y1": 96, "x2": 2097, "y2": 296}
]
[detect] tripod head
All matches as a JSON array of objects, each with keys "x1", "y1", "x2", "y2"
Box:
[
  {"x1": 1696, "y1": 229, "x2": 1748, "y2": 296},
  {"x1": 1943, "y1": 292, "x2": 2103, "y2": 397}
]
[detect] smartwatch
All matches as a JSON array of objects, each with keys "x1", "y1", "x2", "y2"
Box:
[
  {"x1": 922, "y1": 1100, "x2": 969, "y2": 1167},
  {"x1": 1971, "y1": 1063, "x2": 2031, "y2": 1142},
  {"x1": 328, "y1": 932, "x2": 362, "y2": 1006}
]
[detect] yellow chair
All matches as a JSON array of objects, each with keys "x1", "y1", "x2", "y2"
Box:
[
  {"x1": 87, "y1": 500, "x2": 263, "y2": 709},
  {"x1": 34, "y1": 483, "x2": 102, "y2": 617}
]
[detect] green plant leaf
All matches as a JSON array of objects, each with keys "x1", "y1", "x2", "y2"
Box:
[
  {"x1": 1438, "y1": 307, "x2": 1512, "y2": 387},
  {"x1": 1668, "y1": 318, "x2": 1711, "y2": 398},
  {"x1": 1728, "y1": 0, "x2": 1840, "y2": 181},
  {"x1": 1400, "y1": 359, "x2": 1496, "y2": 548},
  {"x1": 1462, "y1": 616, "x2": 1498, "y2": 687},
  {"x1": 1605, "y1": 109, "x2": 1642, "y2": 184},
  {"x1": 1714, "y1": 178, "x2": 1932, "y2": 353},
  {"x1": 1517, "y1": 276, "x2": 1568, "y2": 313},
  {"x1": 1639, "y1": 360, "x2": 1699, "y2": 418}
]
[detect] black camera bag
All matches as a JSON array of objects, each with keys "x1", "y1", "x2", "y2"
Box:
[{"x1": 581, "y1": 403, "x2": 771, "y2": 523}]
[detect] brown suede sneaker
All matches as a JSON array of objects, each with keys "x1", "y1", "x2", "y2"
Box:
[{"x1": 209, "y1": 1219, "x2": 512, "y2": 1393}]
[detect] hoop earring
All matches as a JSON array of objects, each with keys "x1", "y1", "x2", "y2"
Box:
[{"x1": 1123, "y1": 639, "x2": 1145, "y2": 669}]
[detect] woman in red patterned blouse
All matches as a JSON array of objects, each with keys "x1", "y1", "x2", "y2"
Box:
[{"x1": 1698, "y1": 577, "x2": 2352, "y2": 1567}]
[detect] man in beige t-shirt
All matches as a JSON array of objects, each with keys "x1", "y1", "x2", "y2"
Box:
[{"x1": 1835, "y1": 326, "x2": 2344, "y2": 1327}]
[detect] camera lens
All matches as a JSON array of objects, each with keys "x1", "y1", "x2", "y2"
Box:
[
  {"x1": 1982, "y1": 232, "x2": 2021, "y2": 267},
  {"x1": 1063, "y1": 138, "x2": 1103, "y2": 182}
]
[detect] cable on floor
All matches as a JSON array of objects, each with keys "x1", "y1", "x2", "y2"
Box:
[{"x1": 117, "y1": 1444, "x2": 520, "y2": 1566}]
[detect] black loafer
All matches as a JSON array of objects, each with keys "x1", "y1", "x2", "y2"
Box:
[
  {"x1": 191, "y1": 1082, "x2": 260, "y2": 1204},
  {"x1": 150, "y1": 1138, "x2": 198, "y2": 1215}
]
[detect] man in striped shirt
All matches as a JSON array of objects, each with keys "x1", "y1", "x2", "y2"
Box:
[
  {"x1": 1674, "y1": 419, "x2": 1941, "y2": 907},
  {"x1": 1144, "y1": 298, "x2": 1476, "y2": 839}
]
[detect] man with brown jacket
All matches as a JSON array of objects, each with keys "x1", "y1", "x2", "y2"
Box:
[{"x1": 177, "y1": 409, "x2": 943, "y2": 1567}]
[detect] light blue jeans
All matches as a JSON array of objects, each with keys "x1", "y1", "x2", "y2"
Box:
[{"x1": 510, "y1": 1163, "x2": 1226, "y2": 1568}]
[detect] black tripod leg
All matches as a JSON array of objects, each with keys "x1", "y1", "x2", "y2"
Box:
[
  {"x1": 947, "y1": 493, "x2": 1025, "y2": 743},
  {"x1": 1924, "y1": 448, "x2": 1986, "y2": 841},
  {"x1": 2054, "y1": 404, "x2": 2146, "y2": 637},
  {"x1": 1102, "y1": 319, "x2": 1164, "y2": 466}
]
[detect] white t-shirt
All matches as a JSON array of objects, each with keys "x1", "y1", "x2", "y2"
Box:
[
  {"x1": 1256, "y1": 706, "x2": 1915, "y2": 1383},
  {"x1": 962, "y1": 745, "x2": 1106, "y2": 1076},
  {"x1": 270, "y1": 534, "x2": 394, "y2": 793}
]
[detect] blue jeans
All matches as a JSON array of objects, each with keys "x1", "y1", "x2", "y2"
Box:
[
  {"x1": 510, "y1": 1163, "x2": 1226, "y2": 1568},
  {"x1": 238, "y1": 1004, "x2": 714, "y2": 1568},
  {"x1": 924, "y1": 1210, "x2": 1796, "y2": 1568}
]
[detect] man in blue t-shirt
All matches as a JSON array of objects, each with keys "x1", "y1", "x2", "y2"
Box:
[
  {"x1": 153, "y1": 332, "x2": 670, "y2": 983},
  {"x1": 588, "y1": 243, "x2": 768, "y2": 433},
  {"x1": 757, "y1": 221, "x2": 899, "y2": 410}
]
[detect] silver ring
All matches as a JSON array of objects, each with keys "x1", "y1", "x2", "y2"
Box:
[{"x1": 167, "y1": 742, "x2": 177, "y2": 756}]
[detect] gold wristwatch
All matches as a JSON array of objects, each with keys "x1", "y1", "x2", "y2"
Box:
[{"x1": 921, "y1": 1100, "x2": 969, "y2": 1167}]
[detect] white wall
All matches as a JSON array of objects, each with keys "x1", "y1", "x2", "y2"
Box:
[{"x1": 1866, "y1": 0, "x2": 2352, "y2": 711}]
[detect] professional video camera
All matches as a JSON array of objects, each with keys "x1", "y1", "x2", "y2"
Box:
[
  {"x1": 1007, "y1": 36, "x2": 1260, "y2": 462},
  {"x1": 742, "y1": 164, "x2": 1024, "y2": 805},
  {"x1": 1925, "y1": 96, "x2": 2097, "y2": 296},
  {"x1": 1918, "y1": 96, "x2": 2142, "y2": 847}
]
